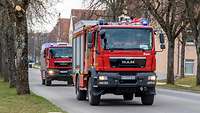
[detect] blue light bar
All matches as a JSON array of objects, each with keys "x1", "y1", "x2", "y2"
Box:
[
  {"x1": 98, "y1": 18, "x2": 105, "y2": 25},
  {"x1": 141, "y1": 18, "x2": 149, "y2": 26}
]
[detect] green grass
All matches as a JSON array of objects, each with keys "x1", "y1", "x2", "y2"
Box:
[
  {"x1": 157, "y1": 76, "x2": 200, "y2": 93},
  {"x1": 0, "y1": 80, "x2": 67, "y2": 113}
]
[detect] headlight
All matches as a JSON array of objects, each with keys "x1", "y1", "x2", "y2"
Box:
[
  {"x1": 48, "y1": 70, "x2": 55, "y2": 75},
  {"x1": 99, "y1": 76, "x2": 108, "y2": 80},
  {"x1": 148, "y1": 75, "x2": 156, "y2": 81}
]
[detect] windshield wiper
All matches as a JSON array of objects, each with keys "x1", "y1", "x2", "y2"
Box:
[
  {"x1": 130, "y1": 48, "x2": 146, "y2": 51},
  {"x1": 107, "y1": 48, "x2": 147, "y2": 51}
]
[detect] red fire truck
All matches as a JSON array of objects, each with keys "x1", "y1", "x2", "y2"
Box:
[
  {"x1": 72, "y1": 19, "x2": 165, "y2": 105},
  {"x1": 40, "y1": 43, "x2": 73, "y2": 86}
]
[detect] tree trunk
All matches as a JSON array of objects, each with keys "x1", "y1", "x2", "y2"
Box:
[
  {"x1": 15, "y1": 13, "x2": 30, "y2": 95},
  {"x1": 167, "y1": 39, "x2": 175, "y2": 84},
  {"x1": 3, "y1": 45, "x2": 9, "y2": 82},
  {"x1": 180, "y1": 37, "x2": 186, "y2": 78},
  {"x1": 2, "y1": 33, "x2": 9, "y2": 82},
  {"x1": 0, "y1": 30, "x2": 2, "y2": 77},
  {"x1": 1, "y1": 10, "x2": 9, "y2": 82},
  {"x1": 7, "y1": 23, "x2": 17, "y2": 88},
  {"x1": 196, "y1": 45, "x2": 200, "y2": 85}
]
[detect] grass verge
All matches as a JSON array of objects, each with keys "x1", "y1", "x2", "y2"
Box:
[
  {"x1": 0, "y1": 80, "x2": 67, "y2": 113},
  {"x1": 157, "y1": 76, "x2": 200, "y2": 93}
]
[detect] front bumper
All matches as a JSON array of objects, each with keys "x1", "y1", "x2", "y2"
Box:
[
  {"x1": 93, "y1": 72, "x2": 156, "y2": 87},
  {"x1": 91, "y1": 72, "x2": 156, "y2": 95},
  {"x1": 46, "y1": 69, "x2": 73, "y2": 81}
]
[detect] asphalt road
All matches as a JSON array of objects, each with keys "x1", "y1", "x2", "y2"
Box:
[{"x1": 29, "y1": 68, "x2": 200, "y2": 113}]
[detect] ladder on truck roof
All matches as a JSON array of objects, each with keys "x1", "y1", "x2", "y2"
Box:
[{"x1": 74, "y1": 20, "x2": 99, "y2": 33}]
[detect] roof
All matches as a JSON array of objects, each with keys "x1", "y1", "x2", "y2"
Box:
[
  {"x1": 41, "y1": 42, "x2": 72, "y2": 53},
  {"x1": 48, "y1": 18, "x2": 70, "y2": 42},
  {"x1": 70, "y1": 9, "x2": 105, "y2": 27}
]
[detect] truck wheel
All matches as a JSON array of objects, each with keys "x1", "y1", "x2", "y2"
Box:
[
  {"x1": 88, "y1": 78, "x2": 101, "y2": 106},
  {"x1": 42, "y1": 79, "x2": 45, "y2": 85},
  {"x1": 68, "y1": 78, "x2": 74, "y2": 86},
  {"x1": 123, "y1": 93, "x2": 133, "y2": 100},
  {"x1": 75, "y1": 77, "x2": 87, "y2": 100},
  {"x1": 141, "y1": 95, "x2": 154, "y2": 105},
  {"x1": 46, "y1": 80, "x2": 52, "y2": 86}
]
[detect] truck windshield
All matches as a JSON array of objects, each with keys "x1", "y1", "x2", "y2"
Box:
[
  {"x1": 50, "y1": 47, "x2": 72, "y2": 58},
  {"x1": 101, "y1": 28, "x2": 152, "y2": 50}
]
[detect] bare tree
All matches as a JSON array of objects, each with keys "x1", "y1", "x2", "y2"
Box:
[
  {"x1": 185, "y1": 0, "x2": 200, "y2": 85},
  {"x1": 0, "y1": 0, "x2": 60, "y2": 94},
  {"x1": 85, "y1": 0, "x2": 127, "y2": 21},
  {"x1": 0, "y1": 4, "x2": 10, "y2": 83},
  {"x1": 125, "y1": 0, "x2": 147, "y2": 18},
  {"x1": 142, "y1": 0, "x2": 188, "y2": 84},
  {"x1": 179, "y1": 30, "x2": 188, "y2": 78}
]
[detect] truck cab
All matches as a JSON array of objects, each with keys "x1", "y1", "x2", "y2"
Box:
[{"x1": 40, "y1": 43, "x2": 73, "y2": 86}]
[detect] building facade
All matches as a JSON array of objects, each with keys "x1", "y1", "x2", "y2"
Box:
[
  {"x1": 155, "y1": 33, "x2": 197, "y2": 79},
  {"x1": 48, "y1": 18, "x2": 70, "y2": 43}
]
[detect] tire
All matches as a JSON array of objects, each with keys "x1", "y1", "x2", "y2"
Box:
[
  {"x1": 123, "y1": 93, "x2": 133, "y2": 100},
  {"x1": 88, "y1": 78, "x2": 101, "y2": 106},
  {"x1": 45, "y1": 80, "x2": 52, "y2": 86},
  {"x1": 42, "y1": 79, "x2": 45, "y2": 85},
  {"x1": 68, "y1": 78, "x2": 74, "y2": 86},
  {"x1": 141, "y1": 95, "x2": 154, "y2": 105},
  {"x1": 75, "y1": 77, "x2": 87, "y2": 100}
]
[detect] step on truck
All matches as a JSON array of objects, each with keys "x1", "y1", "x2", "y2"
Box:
[
  {"x1": 40, "y1": 42, "x2": 73, "y2": 86},
  {"x1": 72, "y1": 18, "x2": 165, "y2": 105}
]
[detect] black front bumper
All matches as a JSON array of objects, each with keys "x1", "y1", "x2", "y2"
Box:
[
  {"x1": 91, "y1": 72, "x2": 156, "y2": 95},
  {"x1": 46, "y1": 69, "x2": 73, "y2": 81}
]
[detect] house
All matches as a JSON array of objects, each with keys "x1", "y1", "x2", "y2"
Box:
[
  {"x1": 155, "y1": 30, "x2": 197, "y2": 79},
  {"x1": 48, "y1": 18, "x2": 70, "y2": 43}
]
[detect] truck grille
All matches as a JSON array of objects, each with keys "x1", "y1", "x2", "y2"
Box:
[
  {"x1": 110, "y1": 57, "x2": 146, "y2": 68},
  {"x1": 54, "y1": 62, "x2": 72, "y2": 67}
]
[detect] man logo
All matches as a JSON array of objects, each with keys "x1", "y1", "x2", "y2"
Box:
[{"x1": 122, "y1": 60, "x2": 135, "y2": 64}]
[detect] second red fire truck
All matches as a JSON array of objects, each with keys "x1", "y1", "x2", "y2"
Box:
[
  {"x1": 40, "y1": 43, "x2": 73, "y2": 86},
  {"x1": 72, "y1": 19, "x2": 165, "y2": 105}
]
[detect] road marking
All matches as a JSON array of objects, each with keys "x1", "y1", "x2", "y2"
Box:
[
  {"x1": 176, "y1": 84, "x2": 192, "y2": 88},
  {"x1": 48, "y1": 112, "x2": 62, "y2": 113},
  {"x1": 157, "y1": 82, "x2": 166, "y2": 85}
]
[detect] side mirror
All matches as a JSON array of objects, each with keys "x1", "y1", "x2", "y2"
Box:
[
  {"x1": 100, "y1": 30, "x2": 106, "y2": 39},
  {"x1": 159, "y1": 33, "x2": 165, "y2": 49},
  {"x1": 160, "y1": 44, "x2": 166, "y2": 49},
  {"x1": 88, "y1": 43, "x2": 92, "y2": 48},
  {"x1": 159, "y1": 33, "x2": 165, "y2": 43},
  {"x1": 49, "y1": 49, "x2": 55, "y2": 57},
  {"x1": 43, "y1": 50, "x2": 47, "y2": 58}
]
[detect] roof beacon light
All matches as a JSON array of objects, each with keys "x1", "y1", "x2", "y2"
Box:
[
  {"x1": 132, "y1": 18, "x2": 141, "y2": 25},
  {"x1": 98, "y1": 18, "x2": 105, "y2": 25},
  {"x1": 132, "y1": 18, "x2": 149, "y2": 26},
  {"x1": 141, "y1": 18, "x2": 149, "y2": 26}
]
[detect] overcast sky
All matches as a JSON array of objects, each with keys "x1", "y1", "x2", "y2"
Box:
[
  {"x1": 56, "y1": 0, "x2": 83, "y2": 18},
  {"x1": 32, "y1": 0, "x2": 84, "y2": 32}
]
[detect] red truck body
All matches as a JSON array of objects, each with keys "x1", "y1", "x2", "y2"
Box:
[
  {"x1": 40, "y1": 43, "x2": 73, "y2": 86},
  {"x1": 72, "y1": 19, "x2": 164, "y2": 105}
]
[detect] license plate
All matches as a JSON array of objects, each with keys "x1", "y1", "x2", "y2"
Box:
[
  {"x1": 121, "y1": 76, "x2": 136, "y2": 80},
  {"x1": 60, "y1": 71, "x2": 68, "y2": 73}
]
